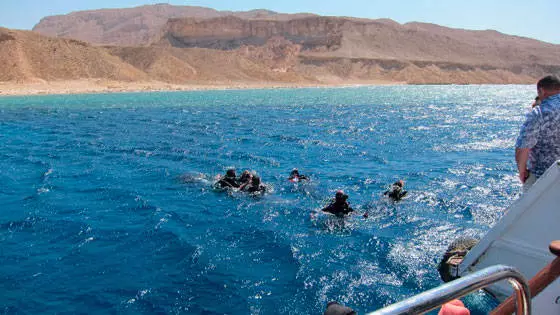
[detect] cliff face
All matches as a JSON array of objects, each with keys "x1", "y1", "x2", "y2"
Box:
[
  {"x1": 159, "y1": 15, "x2": 560, "y2": 68},
  {"x1": 158, "y1": 16, "x2": 343, "y2": 51}
]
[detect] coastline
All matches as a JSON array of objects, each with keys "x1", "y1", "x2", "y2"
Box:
[{"x1": 0, "y1": 79, "x2": 406, "y2": 97}]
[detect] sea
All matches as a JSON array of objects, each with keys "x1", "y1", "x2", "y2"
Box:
[{"x1": 0, "y1": 85, "x2": 535, "y2": 314}]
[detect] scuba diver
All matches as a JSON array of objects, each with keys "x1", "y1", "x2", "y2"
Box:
[
  {"x1": 240, "y1": 176, "x2": 267, "y2": 194},
  {"x1": 216, "y1": 169, "x2": 240, "y2": 189},
  {"x1": 238, "y1": 170, "x2": 252, "y2": 185},
  {"x1": 322, "y1": 190, "x2": 354, "y2": 217},
  {"x1": 288, "y1": 168, "x2": 309, "y2": 182},
  {"x1": 384, "y1": 180, "x2": 408, "y2": 201}
]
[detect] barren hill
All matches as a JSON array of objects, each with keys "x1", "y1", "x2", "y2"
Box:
[
  {"x1": 107, "y1": 44, "x2": 309, "y2": 85},
  {"x1": 32, "y1": 4, "x2": 315, "y2": 46},
  {"x1": 0, "y1": 27, "x2": 147, "y2": 83},
  {"x1": 0, "y1": 27, "x2": 311, "y2": 85}
]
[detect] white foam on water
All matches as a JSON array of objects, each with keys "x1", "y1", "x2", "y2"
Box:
[
  {"x1": 355, "y1": 259, "x2": 403, "y2": 287},
  {"x1": 441, "y1": 178, "x2": 459, "y2": 190},
  {"x1": 37, "y1": 187, "x2": 50, "y2": 194},
  {"x1": 410, "y1": 126, "x2": 431, "y2": 131},
  {"x1": 78, "y1": 237, "x2": 94, "y2": 248},
  {"x1": 455, "y1": 138, "x2": 514, "y2": 151}
]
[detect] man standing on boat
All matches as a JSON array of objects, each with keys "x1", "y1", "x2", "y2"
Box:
[{"x1": 515, "y1": 75, "x2": 560, "y2": 191}]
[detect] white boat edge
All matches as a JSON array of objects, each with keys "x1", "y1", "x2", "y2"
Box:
[{"x1": 458, "y1": 160, "x2": 560, "y2": 313}]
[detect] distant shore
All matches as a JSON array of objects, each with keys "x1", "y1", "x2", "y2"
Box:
[{"x1": 0, "y1": 79, "x2": 407, "y2": 97}]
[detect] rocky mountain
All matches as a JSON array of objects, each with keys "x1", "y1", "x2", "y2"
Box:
[
  {"x1": 0, "y1": 25, "x2": 551, "y2": 86},
  {"x1": 32, "y1": 4, "x2": 315, "y2": 46},
  {"x1": 11, "y1": 5, "x2": 560, "y2": 86},
  {"x1": 0, "y1": 25, "x2": 559, "y2": 86}
]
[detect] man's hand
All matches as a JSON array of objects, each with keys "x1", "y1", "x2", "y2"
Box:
[
  {"x1": 438, "y1": 300, "x2": 470, "y2": 315},
  {"x1": 519, "y1": 168, "x2": 529, "y2": 183}
]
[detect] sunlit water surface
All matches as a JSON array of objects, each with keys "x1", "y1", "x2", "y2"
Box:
[{"x1": 0, "y1": 86, "x2": 535, "y2": 314}]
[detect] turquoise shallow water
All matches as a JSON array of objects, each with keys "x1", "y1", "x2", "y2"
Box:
[{"x1": 0, "y1": 86, "x2": 534, "y2": 314}]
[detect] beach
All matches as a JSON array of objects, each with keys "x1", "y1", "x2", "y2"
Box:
[{"x1": 0, "y1": 79, "x2": 403, "y2": 96}]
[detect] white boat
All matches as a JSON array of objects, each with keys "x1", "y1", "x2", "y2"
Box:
[
  {"x1": 458, "y1": 160, "x2": 560, "y2": 313},
  {"x1": 369, "y1": 161, "x2": 560, "y2": 314}
]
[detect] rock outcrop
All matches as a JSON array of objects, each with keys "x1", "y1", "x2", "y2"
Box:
[
  {"x1": 158, "y1": 15, "x2": 560, "y2": 68},
  {"x1": 157, "y1": 16, "x2": 343, "y2": 51}
]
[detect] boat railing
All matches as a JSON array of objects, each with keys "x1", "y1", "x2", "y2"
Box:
[{"x1": 367, "y1": 265, "x2": 531, "y2": 315}]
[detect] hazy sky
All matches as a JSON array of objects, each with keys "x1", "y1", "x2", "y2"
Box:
[{"x1": 1, "y1": 0, "x2": 559, "y2": 44}]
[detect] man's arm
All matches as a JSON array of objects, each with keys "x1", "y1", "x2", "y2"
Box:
[
  {"x1": 515, "y1": 148, "x2": 530, "y2": 183},
  {"x1": 515, "y1": 108, "x2": 540, "y2": 183}
]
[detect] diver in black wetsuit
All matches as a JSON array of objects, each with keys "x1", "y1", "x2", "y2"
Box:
[
  {"x1": 239, "y1": 170, "x2": 252, "y2": 186},
  {"x1": 288, "y1": 168, "x2": 309, "y2": 182},
  {"x1": 216, "y1": 169, "x2": 240, "y2": 189},
  {"x1": 384, "y1": 180, "x2": 408, "y2": 201},
  {"x1": 240, "y1": 176, "x2": 266, "y2": 194},
  {"x1": 322, "y1": 191, "x2": 354, "y2": 217}
]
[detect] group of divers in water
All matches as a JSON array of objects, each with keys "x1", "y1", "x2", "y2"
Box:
[
  {"x1": 212, "y1": 168, "x2": 408, "y2": 314},
  {"x1": 213, "y1": 168, "x2": 408, "y2": 218}
]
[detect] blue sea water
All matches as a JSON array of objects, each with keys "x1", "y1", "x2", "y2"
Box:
[{"x1": 0, "y1": 85, "x2": 535, "y2": 314}]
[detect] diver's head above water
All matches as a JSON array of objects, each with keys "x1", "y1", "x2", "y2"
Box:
[
  {"x1": 335, "y1": 190, "x2": 346, "y2": 201},
  {"x1": 290, "y1": 168, "x2": 300, "y2": 177},
  {"x1": 226, "y1": 169, "x2": 236, "y2": 178},
  {"x1": 240, "y1": 170, "x2": 252, "y2": 182}
]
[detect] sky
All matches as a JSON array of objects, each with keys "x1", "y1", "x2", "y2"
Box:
[{"x1": 1, "y1": 0, "x2": 559, "y2": 44}]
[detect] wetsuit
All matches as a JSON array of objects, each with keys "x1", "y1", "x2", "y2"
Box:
[
  {"x1": 384, "y1": 185, "x2": 407, "y2": 201},
  {"x1": 289, "y1": 175, "x2": 309, "y2": 181},
  {"x1": 245, "y1": 184, "x2": 266, "y2": 194},
  {"x1": 217, "y1": 176, "x2": 239, "y2": 188},
  {"x1": 322, "y1": 201, "x2": 354, "y2": 217}
]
